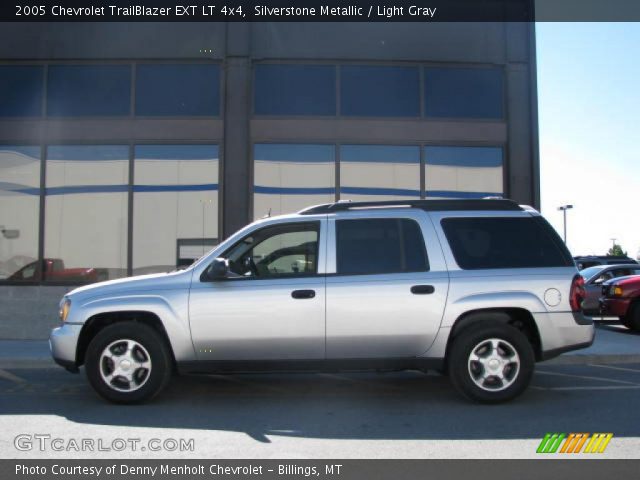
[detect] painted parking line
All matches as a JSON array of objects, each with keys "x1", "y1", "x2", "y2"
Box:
[
  {"x1": 0, "y1": 369, "x2": 26, "y2": 384},
  {"x1": 589, "y1": 364, "x2": 640, "y2": 374}
]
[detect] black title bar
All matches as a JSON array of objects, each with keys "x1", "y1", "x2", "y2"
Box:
[{"x1": 3, "y1": 0, "x2": 640, "y2": 22}]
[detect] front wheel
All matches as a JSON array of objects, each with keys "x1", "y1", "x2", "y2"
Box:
[
  {"x1": 448, "y1": 322, "x2": 534, "y2": 403},
  {"x1": 85, "y1": 322, "x2": 173, "y2": 404},
  {"x1": 623, "y1": 303, "x2": 640, "y2": 332}
]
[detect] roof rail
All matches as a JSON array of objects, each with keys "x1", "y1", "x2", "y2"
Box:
[{"x1": 298, "y1": 199, "x2": 523, "y2": 215}]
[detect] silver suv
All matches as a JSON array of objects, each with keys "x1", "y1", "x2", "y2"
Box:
[{"x1": 50, "y1": 199, "x2": 594, "y2": 404}]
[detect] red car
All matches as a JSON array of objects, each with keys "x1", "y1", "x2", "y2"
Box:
[{"x1": 600, "y1": 275, "x2": 640, "y2": 331}]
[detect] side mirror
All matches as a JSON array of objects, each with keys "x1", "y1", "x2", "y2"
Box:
[{"x1": 201, "y1": 258, "x2": 229, "y2": 282}]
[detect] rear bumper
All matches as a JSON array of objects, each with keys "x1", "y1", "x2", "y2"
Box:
[
  {"x1": 536, "y1": 311, "x2": 595, "y2": 361},
  {"x1": 600, "y1": 298, "x2": 631, "y2": 317},
  {"x1": 49, "y1": 323, "x2": 82, "y2": 372}
]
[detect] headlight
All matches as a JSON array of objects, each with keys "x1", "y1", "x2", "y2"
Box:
[
  {"x1": 612, "y1": 286, "x2": 624, "y2": 297},
  {"x1": 58, "y1": 298, "x2": 71, "y2": 323}
]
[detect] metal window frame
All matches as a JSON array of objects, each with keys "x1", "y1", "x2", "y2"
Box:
[{"x1": 249, "y1": 140, "x2": 507, "y2": 220}]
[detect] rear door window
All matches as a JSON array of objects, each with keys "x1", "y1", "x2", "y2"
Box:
[
  {"x1": 336, "y1": 218, "x2": 429, "y2": 275},
  {"x1": 441, "y1": 216, "x2": 573, "y2": 270}
]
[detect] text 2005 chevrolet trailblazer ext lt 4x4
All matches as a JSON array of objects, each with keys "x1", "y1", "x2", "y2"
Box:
[{"x1": 50, "y1": 199, "x2": 594, "y2": 404}]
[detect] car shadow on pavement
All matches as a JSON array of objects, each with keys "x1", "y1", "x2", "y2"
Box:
[{"x1": 1, "y1": 366, "x2": 640, "y2": 442}]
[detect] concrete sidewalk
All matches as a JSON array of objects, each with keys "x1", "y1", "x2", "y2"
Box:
[{"x1": 0, "y1": 323, "x2": 638, "y2": 369}]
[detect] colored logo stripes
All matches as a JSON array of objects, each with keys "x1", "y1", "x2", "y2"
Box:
[{"x1": 537, "y1": 433, "x2": 613, "y2": 454}]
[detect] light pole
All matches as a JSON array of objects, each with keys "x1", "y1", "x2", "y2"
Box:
[{"x1": 557, "y1": 204, "x2": 573, "y2": 244}]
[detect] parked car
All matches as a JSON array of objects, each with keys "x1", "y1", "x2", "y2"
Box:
[
  {"x1": 574, "y1": 255, "x2": 638, "y2": 270},
  {"x1": 49, "y1": 199, "x2": 594, "y2": 404},
  {"x1": 579, "y1": 264, "x2": 640, "y2": 315},
  {"x1": 600, "y1": 275, "x2": 640, "y2": 331}
]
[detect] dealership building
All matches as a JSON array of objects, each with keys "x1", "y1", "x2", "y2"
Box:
[{"x1": 0, "y1": 20, "x2": 539, "y2": 338}]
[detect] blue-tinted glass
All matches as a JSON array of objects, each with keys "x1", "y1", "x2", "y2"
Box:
[
  {"x1": 254, "y1": 65, "x2": 336, "y2": 116},
  {"x1": 0, "y1": 66, "x2": 44, "y2": 117},
  {"x1": 425, "y1": 146, "x2": 502, "y2": 167},
  {"x1": 47, "y1": 65, "x2": 131, "y2": 116},
  {"x1": 424, "y1": 68, "x2": 504, "y2": 119},
  {"x1": 136, "y1": 64, "x2": 219, "y2": 116},
  {"x1": 341, "y1": 66, "x2": 419, "y2": 117}
]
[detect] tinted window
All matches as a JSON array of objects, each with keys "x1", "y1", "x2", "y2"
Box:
[
  {"x1": 254, "y1": 64, "x2": 336, "y2": 116},
  {"x1": 0, "y1": 66, "x2": 44, "y2": 117},
  {"x1": 424, "y1": 67, "x2": 504, "y2": 119},
  {"x1": 136, "y1": 64, "x2": 220, "y2": 116},
  {"x1": 47, "y1": 65, "x2": 131, "y2": 116},
  {"x1": 341, "y1": 66, "x2": 419, "y2": 117},
  {"x1": 337, "y1": 219, "x2": 428, "y2": 275},
  {"x1": 441, "y1": 217, "x2": 573, "y2": 270}
]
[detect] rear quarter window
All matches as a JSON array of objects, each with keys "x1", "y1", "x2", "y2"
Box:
[{"x1": 441, "y1": 216, "x2": 573, "y2": 270}]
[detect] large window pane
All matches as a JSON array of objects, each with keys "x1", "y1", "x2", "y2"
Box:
[
  {"x1": 0, "y1": 146, "x2": 40, "y2": 281},
  {"x1": 341, "y1": 66, "x2": 419, "y2": 117},
  {"x1": 254, "y1": 64, "x2": 336, "y2": 116},
  {"x1": 425, "y1": 146, "x2": 503, "y2": 199},
  {"x1": 424, "y1": 67, "x2": 504, "y2": 119},
  {"x1": 47, "y1": 65, "x2": 131, "y2": 116},
  {"x1": 136, "y1": 64, "x2": 220, "y2": 116},
  {"x1": 45, "y1": 145, "x2": 128, "y2": 283},
  {"x1": 133, "y1": 145, "x2": 219, "y2": 274},
  {"x1": 340, "y1": 145, "x2": 420, "y2": 202},
  {"x1": 254, "y1": 144, "x2": 335, "y2": 219},
  {"x1": 0, "y1": 66, "x2": 43, "y2": 117}
]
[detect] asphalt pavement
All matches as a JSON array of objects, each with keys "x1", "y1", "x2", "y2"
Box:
[{"x1": 1, "y1": 321, "x2": 639, "y2": 459}]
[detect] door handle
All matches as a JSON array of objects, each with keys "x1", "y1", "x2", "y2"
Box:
[
  {"x1": 411, "y1": 285, "x2": 435, "y2": 295},
  {"x1": 291, "y1": 289, "x2": 316, "y2": 299}
]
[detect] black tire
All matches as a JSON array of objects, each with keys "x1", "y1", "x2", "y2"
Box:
[
  {"x1": 623, "y1": 303, "x2": 640, "y2": 332},
  {"x1": 85, "y1": 322, "x2": 173, "y2": 404},
  {"x1": 448, "y1": 321, "x2": 534, "y2": 404}
]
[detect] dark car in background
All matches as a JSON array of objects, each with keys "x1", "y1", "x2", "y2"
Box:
[
  {"x1": 574, "y1": 255, "x2": 638, "y2": 270},
  {"x1": 600, "y1": 275, "x2": 640, "y2": 331},
  {"x1": 580, "y1": 264, "x2": 640, "y2": 315}
]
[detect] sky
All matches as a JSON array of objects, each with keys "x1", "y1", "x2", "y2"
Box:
[{"x1": 536, "y1": 22, "x2": 640, "y2": 259}]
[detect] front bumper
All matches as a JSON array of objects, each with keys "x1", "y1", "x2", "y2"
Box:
[
  {"x1": 600, "y1": 297, "x2": 631, "y2": 318},
  {"x1": 49, "y1": 323, "x2": 82, "y2": 372},
  {"x1": 536, "y1": 311, "x2": 595, "y2": 361}
]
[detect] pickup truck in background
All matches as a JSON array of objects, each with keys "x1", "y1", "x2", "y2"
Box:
[
  {"x1": 9, "y1": 258, "x2": 102, "y2": 283},
  {"x1": 600, "y1": 275, "x2": 640, "y2": 331}
]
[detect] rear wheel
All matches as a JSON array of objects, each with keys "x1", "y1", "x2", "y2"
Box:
[
  {"x1": 85, "y1": 322, "x2": 172, "y2": 404},
  {"x1": 448, "y1": 322, "x2": 534, "y2": 403}
]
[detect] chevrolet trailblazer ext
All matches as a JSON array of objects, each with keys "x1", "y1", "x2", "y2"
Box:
[{"x1": 50, "y1": 199, "x2": 594, "y2": 404}]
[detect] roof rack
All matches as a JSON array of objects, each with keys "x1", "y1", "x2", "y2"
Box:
[{"x1": 298, "y1": 199, "x2": 523, "y2": 215}]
